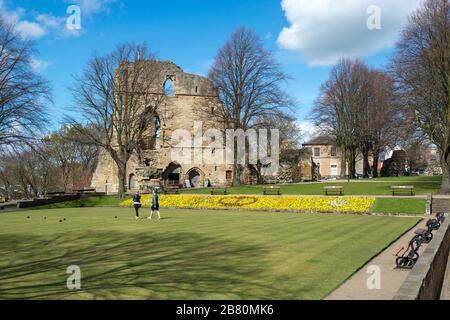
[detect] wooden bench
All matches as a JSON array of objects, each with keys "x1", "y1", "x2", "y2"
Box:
[
  {"x1": 74, "y1": 188, "x2": 96, "y2": 194},
  {"x1": 163, "y1": 186, "x2": 180, "y2": 195},
  {"x1": 263, "y1": 186, "x2": 281, "y2": 196},
  {"x1": 211, "y1": 187, "x2": 228, "y2": 195},
  {"x1": 47, "y1": 191, "x2": 67, "y2": 196},
  {"x1": 391, "y1": 186, "x2": 415, "y2": 196},
  {"x1": 324, "y1": 186, "x2": 344, "y2": 196}
]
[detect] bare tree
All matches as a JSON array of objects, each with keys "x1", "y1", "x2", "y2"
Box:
[
  {"x1": 312, "y1": 58, "x2": 370, "y2": 178},
  {"x1": 392, "y1": 0, "x2": 450, "y2": 194},
  {"x1": 42, "y1": 126, "x2": 99, "y2": 192},
  {"x1": 0, "y1": 17, "x2": 51, "y2": 148},
  {"x1": 366, "y1": 70, "x2": 398, "y2": 177},
  {"x1": 0, "y1": 145, "x2": 55, "y2": 199},
  {"x1": 208, "y1": 28, "x2": 293, "y2": 186},
  {"x1": 253, "y1": 112, "x2": 302, "y2": 183},
  {"x1": 68, "y1": 43, "x2": 164, "y2": 198}
]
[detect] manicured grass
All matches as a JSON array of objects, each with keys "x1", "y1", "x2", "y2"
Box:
[
  {"x1": 371, "y1": 176, "x2": 442, "y2": 182},
  {"x1": 0, "y1": 208, "x2": 419, "y2": 300},
  {"x1": 372, "y1": 198, "x2": 426, "y2": 215},
  {"x1": 181, "y1": 180, "x2": 440, "y2": 196}
]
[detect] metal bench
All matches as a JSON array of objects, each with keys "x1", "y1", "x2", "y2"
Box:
[
  {"x1": 211, "y1": 187, "x2": 228, "y2": 195},
  {"x1": 391, "y1": 186, "x2": 415, "y2": 196},
  {"x1": 263, "y1": 186, "x2": 281, "y2": 196},
  {"x1": 395, "y1": 234, "x2": 422, "y2": 269},
  {"x1": 324, "y1": 186, "x2": 344, "y2": 196},
  {"x1": 395, "y1": 214, "x2": 446, "y2": 269}
]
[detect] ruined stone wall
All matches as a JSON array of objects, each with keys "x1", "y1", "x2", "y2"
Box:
[{"x1": 91, "y1": 61, "x2": 232, "y2": 193}]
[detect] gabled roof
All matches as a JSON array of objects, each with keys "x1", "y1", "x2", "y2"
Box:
[{"x1": 303, "y1": 136, "x2": 335, "y2": 146}]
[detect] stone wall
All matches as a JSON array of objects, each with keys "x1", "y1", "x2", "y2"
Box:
[
  {"x1": 394, "y1": 218, "x2": 450, "y2": 300},
  {"x1": 91, "y1": 61, "x2": 231, "y2": 193},
  {"x1": 17, "y1": 195, "x2": 81, "y2": 209}
]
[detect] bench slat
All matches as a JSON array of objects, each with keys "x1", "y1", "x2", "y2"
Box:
[
  {"x1": 324, "y1": 186, "x2": 344, "y2": 195},
  {"x1": 263, "y1": 186, "x2": 281, "y2": 195},
  {"x1": 391, "y1": 186, "x2": 415, "y2": 196}
]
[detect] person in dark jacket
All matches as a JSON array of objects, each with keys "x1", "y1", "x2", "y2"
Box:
[
  {"x1": 133, "y1": 191, "x2": 141, "y2": 220},
  {"x1": 148, "y1": 189, "x2": 161, "y2": 220}
]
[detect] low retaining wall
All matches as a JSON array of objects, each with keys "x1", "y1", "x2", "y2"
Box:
[
  {"x1": 394, "y1": 218, "x2": 450, "y2": 300},
  {"x1": 17, "y1": 195, "x2": 81, "y2": 208}
]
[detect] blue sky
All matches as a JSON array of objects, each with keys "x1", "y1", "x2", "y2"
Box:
[{"x1": 1, "y1": 0, "x2": 423, "y2": 139}]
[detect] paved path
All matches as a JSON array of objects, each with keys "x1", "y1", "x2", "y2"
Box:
[{"x1": 326, "y1": 217, "x2": 427, "y2": 300}]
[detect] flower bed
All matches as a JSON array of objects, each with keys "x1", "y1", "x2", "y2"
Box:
[{"x1": 121, "y1": 195, "x2": 376, "y2": 213}]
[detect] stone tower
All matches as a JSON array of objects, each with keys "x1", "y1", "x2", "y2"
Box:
[{"x1": 91, "y1": 61, "x2": 233, "y2": 194}]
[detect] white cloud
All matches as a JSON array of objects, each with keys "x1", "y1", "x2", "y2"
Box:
[
  {"x1": 278, "y1": 0, "x2": 423, "y2": 66},
  {"x1": 0, "y1": 0, "x2": 117, "y2": 40},
  {"x1": 16, "y1": 20, "x2": 46, "y2": 39},
  {"x1": 30, "y1": 59, "x2": 52, "y2": 72},
  {"x1": 36, "y1": 13, "x2": 62, "y2": 29},
  {"x1": 64, "y1": 0, "x2": 117, "y2": 16},
  {"x1": 297, "y1": 120, "x2": 319, "y2": 144}
]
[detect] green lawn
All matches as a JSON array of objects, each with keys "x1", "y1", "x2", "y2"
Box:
[
  {"x1": 370, "y1": 176, "x2": 442, "y2": 182},
  {"x1": 372, "y1": 198, "x2": 426, "y2": 215},
  {"x1": 0, "y1": 208, "x2": 419, "y2": 300},
  {"x1": 181, "y1": 179, "x2": 441, "y2": 196}
]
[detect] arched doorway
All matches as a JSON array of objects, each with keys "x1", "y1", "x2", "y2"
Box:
[
  {"x1": 163, "y1": 162, "x2": 182, "y2": 185},
  {"x1": 129, "y1": 174, "x2": 137, "y2": 190},
  {"x1": 187, "y1": 168, "x2": 203, "y2": 188}
]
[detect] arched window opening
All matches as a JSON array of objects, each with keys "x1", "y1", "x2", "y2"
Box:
[
  {"x1": 154, "y1": 116, "x2": 161, "y2": 139},
  {"x1": 164, "y1": 78, "x2": 174, "y2": 97},
  {"x1": 188, "y1": 169, "x2": 201, "y2": 188},
  {"x1": 148, "y1": 115, "x2": 161, "y2": 150},
  {"x1": 129, "y1": 174, "x2": 137, "y2": 190}
]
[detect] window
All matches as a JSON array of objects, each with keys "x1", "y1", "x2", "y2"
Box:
[
  {"x1": 226, "y1": 170, "x2": 233, "y2": 181},
  {"x1": 129, "y1": 174, "x2": 136, "y2": 190},
  {"x1": 195, "y1": 86, "x2": 198, "y2": 93},
  {"x1": 314, "y1": 147, "x2": 321, "y2": 157},
  {"x1": 164, "y1": 78, "x2": 174, "y2": 96},
  {"x1": 330, "y1": 148, "x2": 336, "y2": 157}
]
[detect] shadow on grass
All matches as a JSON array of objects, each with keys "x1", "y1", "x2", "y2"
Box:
[{"x1": 0, "y1": 231, "x2": 276, "y2": 300}]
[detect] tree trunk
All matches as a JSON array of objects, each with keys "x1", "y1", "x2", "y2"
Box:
[
  {"x1": 362, "y1": 149, "x2": 371, "y2": 178},
  {"x1": 232, "y1": 163, "x2": 242, "y2": 187},
  {"x1": 348, "y1": 148, "x2": 357, "y2": 179},
  {"x1": 372, "y1": 152, "x2": 379, "y2": 178},
  {"x1": 232, "y1": 140, "x2": 242, "y2": 186},
  {"x1": 440, "y1": 153, "x2": 450, "y2": 195},
  {"x1": 117, "y1": 161, "x2": 127, "y2": 199},
  {"x1": 340, "y1": 149, "x2": 347, "y2": 178}
]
